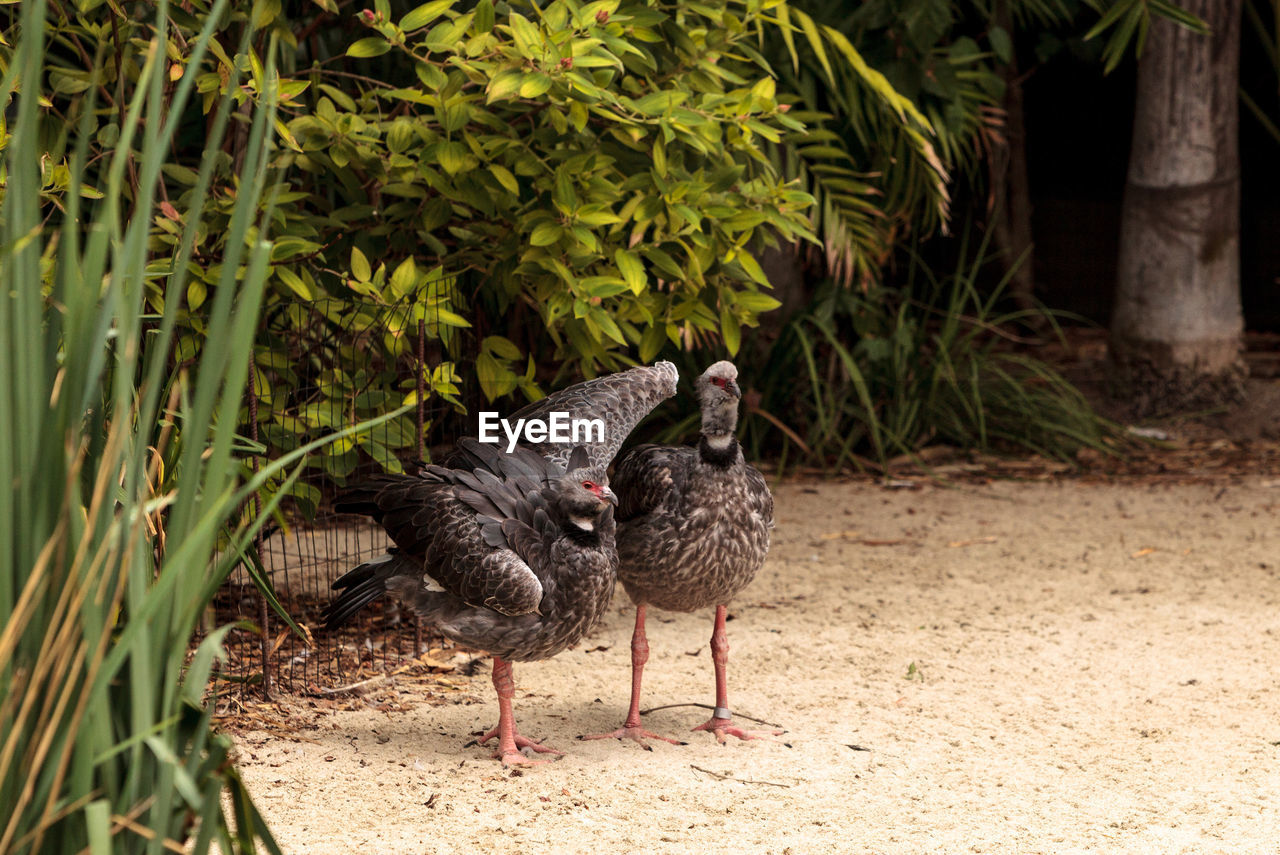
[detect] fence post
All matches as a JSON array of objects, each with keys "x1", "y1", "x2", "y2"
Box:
[
  {"x1": 248, "y1": 355, "x2": 273, "y2": 698},
  {"x1": 413, "y1": 318, "x2": 427, "y2": 657}
]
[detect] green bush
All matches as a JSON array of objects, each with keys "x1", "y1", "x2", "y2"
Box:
[{"x1": 281, "y1": 0, "x2": 818, "y2": 375}]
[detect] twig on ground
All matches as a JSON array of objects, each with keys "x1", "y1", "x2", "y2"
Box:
[
  {"x1": 316, "y1": 673, "x2": 391, "y2": 695},
  {"x1": 639, "y1": 702, "x2": 783, "y2": 729},
  {"x1": 690, "y1": 765, "x2": 792, "y2": 788}
]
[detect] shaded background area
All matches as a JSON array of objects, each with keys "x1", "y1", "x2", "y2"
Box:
[{"x1": 1024, "y1": 46, "x2": 1280, "y2": 329}]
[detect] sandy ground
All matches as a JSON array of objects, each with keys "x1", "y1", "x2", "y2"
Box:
[{"x1": 231, "y1": 476, "x2": 1280, "y2": 854}]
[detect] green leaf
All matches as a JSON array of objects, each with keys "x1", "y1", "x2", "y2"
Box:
[
  {"x1": 642, "y1": 247, "x2": 684, "y2": 280},
  {"x1": 276, "y1": 267, "x2": 313, "y2": 299},
  {"x1": 576, "y1": 207, "x2": 622, "y2": 227},
  {"x1": 487, "y1": 70, "x2": 523, "y2": 103},
  {"x1": 347, "y1": 37, "x2": 391, "y2": 58},
  {"x1": 734, "y1": 291, "x2": 782, "y2": 313},
  {"x1": 589, "y1": 306, "x2": 627, "y2": 345},
  {"x1": 792, "y1": 8, "x2": 834, "y2": 86},
  {"x1": 774, "y1": 3, "x2": 800, "y2": 74},
  {"x1": 734, "y1": 249, "x2": 769, "y2": 287},
  {"x1": 252, "y1": 0, "x2": 282, "y2": 29},
  {"x1": 614, "y1": 249, "x2": 646, "y2": 294},
  {"x1": 434, "y1": 308, "x2": 472, "y2": 328},
  {"x1": 476, "y1": 351, "x2": 516, "y2": 399},
  {"x1": 629, "y1": 91, "x2": 686, "y2": 115},
  {"x1": 490, "y1": 164, "x2": 520, "y2": 194},
  {"x1": 553, "y1": 169, "x2": 578, "y2": 212},
  {"x1": 508, "y1": 13, "x2": 541, "y2": 58},
  {"x1": 529, "y1": 222, "x2": 563, "y2": 246},
  {"x1": 48, "y1": 69, "x2": 91, "y2": 94},
  {"x1": 401, "y1": 0, "x2": 454, "y2": 31},
  {"x1": 389, "y1": 257, "x2": 418, "y2": 297},
  {"x1": 639, "y1": 320, "x2": 667, "y2": 362},
  {"x1": 484, "y1": 335, "x2": 523, "y2": 360},
  {"x1": 720, "y1": 304, "x2": 741, "y2": 356},
  {"x1": 436, "y1": 140, "x2": 469, "y2": 174},
  {"x1": 652, "y1": 137, "x2": 667, "y2": 177},
  {"x1": 989, "y1": 26, "x2": 1013, "y2": 64},
  {"x1": 580, "y1": 276, "x2": 629, "y2": 298},
  {"x1": 520, "y1": 72, "x2": 553, "y2": 98},
  {"x1": 387, "y1": 118, "x2": 416, "y2": 153},
  {"x1": 474, "y1": 0, "x2": 495, "y2": 33},
  {"x1": 351, "y1": 247, "x2": 372, "y2": 282}
]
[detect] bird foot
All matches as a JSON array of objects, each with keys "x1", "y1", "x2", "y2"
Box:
[
  {"x1": 478, "y1": 726, "x2": 564, "y2": 765},
  {"x1": 580, "y1": 723, "x2": 685, "y2": 749},
  {"x1": 691, "y1": 716, "x2": 784, "y2": 744}
]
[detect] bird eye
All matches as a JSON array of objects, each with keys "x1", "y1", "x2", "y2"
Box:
[
  {"x1": 713, "y1": 377, "x2": 726, "y2": 387},
  {"x1": 582, "y1": 481, "x2": 594, "y2": 489}
]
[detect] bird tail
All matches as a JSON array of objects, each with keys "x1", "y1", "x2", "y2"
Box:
[
  {"x1": 332, "y1": 474, "x2": 417, "y2": 521},
  {"x1": 323, "y1": 552, "x2": 408, "y2": 630}
]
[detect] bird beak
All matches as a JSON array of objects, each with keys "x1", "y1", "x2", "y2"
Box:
[
  {"x1": 727, "y1": 379, "x2": 741, "y2": 399},
  {"x1": 600, "y1": 486, "x2": 619, "y2": 506}
]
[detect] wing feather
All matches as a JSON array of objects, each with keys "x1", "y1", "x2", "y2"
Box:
[
  {"x1": 473, "y1": 362, "x2": 679, "y2": 477},
  {"x1": 336, "y1": 440, "x2": 600, "y2": 618},
  {"x1": 612, "y1": 443, "x2": 696, "y2": 521}
]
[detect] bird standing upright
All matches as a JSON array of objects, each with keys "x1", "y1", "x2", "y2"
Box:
[
  {"x1": 324, "y1": 362, "x2": 678, "y2": 765},
  {"x1": 585, "y1": 361, "x2": 780, "y2": 745}
]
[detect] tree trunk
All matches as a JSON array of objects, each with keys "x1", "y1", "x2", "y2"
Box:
[{"x1": 1108, "y1": 0, "x2": 1245, "y2": 416}]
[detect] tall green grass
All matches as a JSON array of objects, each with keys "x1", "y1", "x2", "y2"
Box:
[{"x1": 0, "y1": 3, "x2": 373, "y2": 852}]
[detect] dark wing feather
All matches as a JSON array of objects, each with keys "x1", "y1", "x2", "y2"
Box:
[
  {"x1": 335, "y1": 441, "x2": 572, "y2": 617},
  {"x1": 492, "y1": 361, "x2": 679, "y2": 477},
  {"x1": 611, "y1": 443, "x2": 696, "y2": 522}
]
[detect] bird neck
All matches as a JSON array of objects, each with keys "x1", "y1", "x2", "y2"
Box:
[
  {"x1": 561, "y1": 519, "x2": 602, "y2": 546},
  {"x1": 558, "y1": 505, "x2": 613, "y2": 546},
  {"x1": 698, "y1": 433, "x2": 740, "y2": 467},
  {"x1": 698, "y1": 397, "x2": 740, "y2": 468}
]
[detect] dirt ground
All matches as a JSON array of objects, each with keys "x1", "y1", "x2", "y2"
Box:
[{"x1": 230, "y1": 473, "x2": 1280, "y2": 854}]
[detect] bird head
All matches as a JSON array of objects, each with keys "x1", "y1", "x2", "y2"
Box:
[
  {"x1": 698, "y1": 360, "x2": 741, "y2": 400},
  {"x1": 552, "y1": 468, "x2": 617, "y2": 534}
]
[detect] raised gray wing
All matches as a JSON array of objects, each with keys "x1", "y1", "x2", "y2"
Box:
[{"x1": 500, "y1": 361, "x2": 679, "y2": 478}]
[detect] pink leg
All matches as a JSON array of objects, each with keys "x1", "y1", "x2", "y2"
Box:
[
  {"x1": 477, "y1": 657, "x2": 563, "y2": 765},
  {"x1": 691, "y1": 605, "x2": 783, "y2": 743},
  {"x1": 581, "y1": 604, "x2": 682, "y2": 747}
]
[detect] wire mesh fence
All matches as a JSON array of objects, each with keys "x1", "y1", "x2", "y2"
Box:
[{"x1": 215, "y1": 295, "x2": 458, "y2": 696}]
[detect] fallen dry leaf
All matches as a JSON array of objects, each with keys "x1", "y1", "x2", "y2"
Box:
[{"x1": 1130, "y1": 548, "x2": 1157, "y2": 558}]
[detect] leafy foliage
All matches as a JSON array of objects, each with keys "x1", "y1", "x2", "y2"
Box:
[
  {"x1": 768, "y1": 2, "x2": 953, "y2": 287},
  {"x1": 9, "y1": 0, "x2": 829, "y2": 471},
  {"x1": 294, "y1": 0, "x2": 817, "y2": 375},
  {"x1": 734, "y1": 224, "x2": 1120, "y2": 468},
  {"x1": 763, "y1": 0, "x2": 1209, "y2": 285}
]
